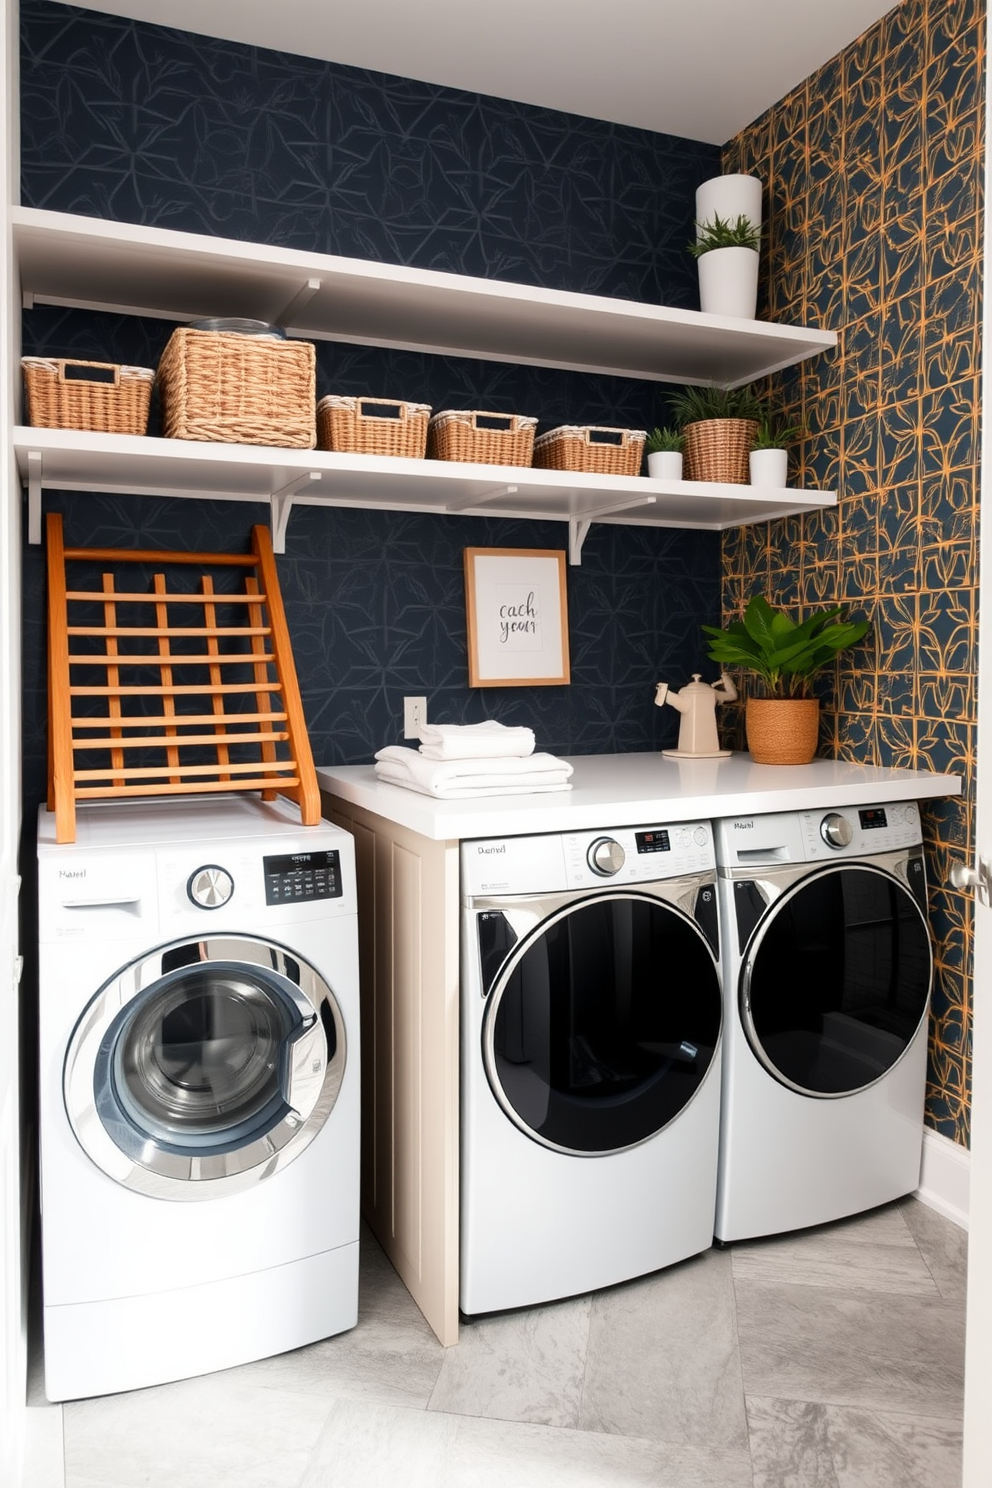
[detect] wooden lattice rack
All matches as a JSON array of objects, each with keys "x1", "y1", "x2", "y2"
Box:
[{"x1": 46, "y1": 512, "x2": 320, "y2": 843}]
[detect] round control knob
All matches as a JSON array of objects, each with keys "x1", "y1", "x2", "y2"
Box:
[
  {"x1": 587, "y1": 837, "x2": 626, "y2": 876},
  {"x1": 819, "y1": 813, "x2": 853, "y2": 849},
  {"x1": 187, "y1": 864, "x2": 234, "y2": 909}
]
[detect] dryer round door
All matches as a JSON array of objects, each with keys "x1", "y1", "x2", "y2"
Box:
[
  {"x1": 740, "y1": 863, "x2": 932, "y2": 1097},
  {"x1": 64, "y1": 933, "x2": 347, "y2": 1198},
  {"x1": 481, "y1": 891, "x2": 722, "y2": 1156}
]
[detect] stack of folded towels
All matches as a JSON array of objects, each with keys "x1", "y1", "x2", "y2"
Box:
[{"x1": 374, "y1": 721, "x2": 573, "y2": 799}]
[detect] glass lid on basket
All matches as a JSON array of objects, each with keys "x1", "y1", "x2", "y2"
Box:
[{"x1": 188, "y1": 318, "x2": 287, "y2": 339}]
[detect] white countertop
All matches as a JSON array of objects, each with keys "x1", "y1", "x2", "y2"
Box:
[{"x1": 316, "y1": 752, "x2": 962, "y2": 842}]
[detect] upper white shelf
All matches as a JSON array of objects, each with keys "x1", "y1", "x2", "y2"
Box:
[
  {"x1": 14, "y1": 207, "x2": 836, "y2": 387},
  {"x1": 15, "y1": 427, "x2": 837, "y2": 562}
]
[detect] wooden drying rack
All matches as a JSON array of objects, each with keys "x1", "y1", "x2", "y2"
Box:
[{"x1": 46, "y1": 513, "x2": 320, "y2": 843}]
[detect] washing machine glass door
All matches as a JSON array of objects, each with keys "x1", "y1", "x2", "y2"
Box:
[
  {"x1": 64, "y1": 934, "x2": 346, "y2": 1198},
  {"x1": 741, "y1": 864, "x2": 932, "y2": 1097},
  {"x1": 481, "y1": 891, "x2": 721, "y2": 1155}
]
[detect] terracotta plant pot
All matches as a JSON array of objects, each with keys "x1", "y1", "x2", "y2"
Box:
[{"x1": 745, "y1": 697, "x2": 820, "y2": 765}]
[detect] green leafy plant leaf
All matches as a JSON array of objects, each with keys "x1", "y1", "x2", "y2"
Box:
[
  {"x1": 701, "y1": 596, "x2": 871, "y2": 698},
  {"x1": 687, "y1": 213, "x2": 761, "y2": 257}
]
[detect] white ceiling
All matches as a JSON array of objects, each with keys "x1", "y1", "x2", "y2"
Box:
[{"x1": 57, "y1": 0, "x2": 899, "y2": 145}]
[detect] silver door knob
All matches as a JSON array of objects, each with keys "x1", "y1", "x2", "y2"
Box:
[
  {"x1": 820, "y1": 812, "x2": 853, "y2": 848},
  {"x1": 187, "y1": 865, "x2": 234, "y2": 909},
  {"x1": 588, "y1": 837, "x2": 626, "y2": 876}
]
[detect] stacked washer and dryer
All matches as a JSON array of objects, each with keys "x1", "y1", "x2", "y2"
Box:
[
  {"x1": 36, "y1": 793, "x2": 361, "y2": 1401},
  {"x1": 459, "y1": 797, "x2": 935, "y2": 1314}
]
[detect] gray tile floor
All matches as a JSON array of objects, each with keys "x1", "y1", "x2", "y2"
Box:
[{"x1": 24, "y1": 1196, "x2": 967, "y2": 1488}]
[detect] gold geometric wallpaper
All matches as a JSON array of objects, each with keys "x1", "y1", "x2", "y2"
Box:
[{"x1": 721, "y1": 0, "x2": 984, "y2": 1146}]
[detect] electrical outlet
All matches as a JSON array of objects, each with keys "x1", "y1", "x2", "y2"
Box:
[{"x1": 403, "y1": 696, "x2": 427, "y2": 739}]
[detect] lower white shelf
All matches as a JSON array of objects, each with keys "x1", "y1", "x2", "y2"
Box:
[{"x1": 15, "y1": 427, "x2": 836, "y2": 562}]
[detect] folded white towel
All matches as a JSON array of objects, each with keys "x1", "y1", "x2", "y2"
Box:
[
  {"x1": 374, "y1": 745, "x2": 572, "y2": 799},
  {"x1": 417, "y1": 721, "x2": 536, "y2": 761}
]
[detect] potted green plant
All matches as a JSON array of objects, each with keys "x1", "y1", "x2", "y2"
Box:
[
  {"x1": 668, "y1": 383, "x2": 763, "y2": 484},
  {"x1": 701, "y1": 594, "x2": 870, "y2": 764},
  {"x1": 644, "y1": 426, "x2": 684, "y2": 480},
  {"x1": 688, "y1": 212, "x2": 761, "y2": 319},
  {"x1": 749, "y1": 412, "x2": 805, "y2": 488}
]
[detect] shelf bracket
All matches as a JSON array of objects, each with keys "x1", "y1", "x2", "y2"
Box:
[
  {"x1": 270, "y1": 471, "x2": 322, "y2": 553},
  {"x1": 445, "y1": 484, "x2": 519, "y2": 514},
  {"x1": 568, "y1": 495, "x2": 657, "y2": 565},
  {"x1": 26, "y1": 450, "x2": 43, "y2": 545},
  {"x1": 277, "y1": 278, "x2": 321, "y2": 327}
]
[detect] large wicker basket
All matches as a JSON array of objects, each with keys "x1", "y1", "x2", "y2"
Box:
[
  {"x1": 533, "y1": 424, "x2": 646, "y2": 477},
  {"x1": 682, "y1": 417, "x2": 758, "y2": 484},
  {"x1": 427, "y1": 409, "x2": 537, "y2": 466},
  {"x1": 22, "y1": 357, "x2": 154, "y2": 435},
  {"x1": 157, "y1": 327, "x2": 316, "y2": 448},
  {"x1": 317, "y1": 395, "x2": 431, "y2": 458}
]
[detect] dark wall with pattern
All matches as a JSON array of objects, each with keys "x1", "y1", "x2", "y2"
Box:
[
  {"x1": 18, "y1": 0, "x2": 724, "y2": 818},
  {"x1": 722, "y1": 0, "x2": 984, "y2": 1146}
]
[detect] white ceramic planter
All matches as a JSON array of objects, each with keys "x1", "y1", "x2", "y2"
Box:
[
  {"x1": 697, "y1": 246, "x2": 759, "y2": 319},
  {"x1": 695, "y1": 173, "x2": 763, "y2": 236},
  {"x1": 749, "y1": 447, "x2": 789, "y2": 487},
  {"x1": 647, "y1": 450, "x2": 683, "y2": 481}
]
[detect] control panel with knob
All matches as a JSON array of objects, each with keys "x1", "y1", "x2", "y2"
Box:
[
  {"x1": 819, "y1": 813, "x2": 854, "y2": 849},
  {"x1": 187, "y1": 864, "x2": 235, "y2": 910},
  {"x1": 587, "y1": 837, "x2": 626, "y2": 877}
]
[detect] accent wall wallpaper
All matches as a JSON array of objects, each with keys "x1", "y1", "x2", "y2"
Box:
[
  {"x1": 722, "y1": 0, "x2": 984, "y2": 1146},
  {"x1": 18, "y1": 0, "x2": 724, "y2": 822}
]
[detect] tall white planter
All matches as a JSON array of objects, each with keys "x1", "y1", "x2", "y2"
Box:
[
  {"x1": 695, "y1": 173, "x2": 763, "y2": 236},
  {"x1": 749, "y1": 447, "x2": 789, "y2": 488},
  {"x1": 697, "y1": 246, "x2": 759, "y2": 319}
]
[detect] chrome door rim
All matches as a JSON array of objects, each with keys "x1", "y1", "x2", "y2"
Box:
[
  {"x1": 739, "y1": 862, "x2": 932, "y2": 1099},
  {"x1": 64, "y1": 934, "x2": 347, "y2": 1199},
  {"x1": 481, "y1": 889, "x2": 721, "y2": 1157}
]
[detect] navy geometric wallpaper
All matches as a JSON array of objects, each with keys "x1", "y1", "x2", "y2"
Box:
[{"x1": 18, "y1": 1, "x2": 723, "y2": 815}]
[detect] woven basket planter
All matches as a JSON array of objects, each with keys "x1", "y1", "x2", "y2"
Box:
[
  {"x1": 427, "y1": 410, "x2": 537, "y2": 466},
  {"x1": 682, "y1": 417, "x2": 758, "y2": 484},
  {"x1": 533, "y1": 425, "x2": 646, "y2": 477},
  {"x1": 157, "y1": 327, "x2": 316, "y2": 448},
  {"x1": 22, "y1": 357, "x2": 154, "y2": 435},
  {"x1": 317, "y1": 395, "x2": 431, "y2": 458},
  {"x1": 745, "y1": 697, "x2": 820, "y2": 765}
]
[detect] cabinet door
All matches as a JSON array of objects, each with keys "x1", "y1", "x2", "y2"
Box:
[{"x1": 323, "y1": 794, "x2": 460, "y2": 1347}]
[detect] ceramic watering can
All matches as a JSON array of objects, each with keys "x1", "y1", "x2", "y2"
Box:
[{"x1": 654, "y1": 672, "x2": 737, "y2": 759}]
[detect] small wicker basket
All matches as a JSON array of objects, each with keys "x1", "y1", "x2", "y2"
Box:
[
  {"x1": 317, "y1": 395, "x2": 431, "y2": 458},
  {"x1": 533, "y1": 424, "x2": 646, "y2": 477},
  {"x1": 156, "y1": 327, "x2": 316, "y2": 448},
  {"x1": 427, "y1": 410, "x2": 537, "y2": 466},
  {"x1": 682, "y1": 417, "x2": 758, "y2": 484},
  {"x1": 21, "y1": 357, "x2": 154, "y2": 435}
]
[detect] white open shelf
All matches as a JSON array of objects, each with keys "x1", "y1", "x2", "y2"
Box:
[
  {"x1": 14, "y1": 208, "x2": 838, "y2": 557},
  {"x1": 15, "y1": 427, "x2": 837, "y2": 563},
  {"x1": 14, "y1": 207, "x2": 836, "y2": 386}
]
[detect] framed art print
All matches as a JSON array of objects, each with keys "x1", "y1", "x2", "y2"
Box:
[{"x1": 463, "y1": 547, "x2": 570, "y2": 687}]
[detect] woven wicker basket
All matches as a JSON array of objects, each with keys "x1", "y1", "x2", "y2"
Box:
[
  {"x1": 427, "y1": 410, "x2": 537, "y2": 466},
  {"x1": 745, "y1": 697, "x2": 820, "y2": 764},
  {"x1": 682, "y1": 417, "x2": 758, "y2": 484},
  {"x1": 533, "y1": 424, "x2": 646, "y2": 477},
  {"x1": 22, "y1": 357, "x2": 154, "y2": 435},
  {"x1": 157, "y1": 327, "x2": 316, "y2": 448},
  {"x1": 317, "y1": 395, "x2": 431, "y2": 458}
]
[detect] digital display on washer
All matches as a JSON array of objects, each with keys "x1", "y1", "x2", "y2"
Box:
[
  {"x1": 263, "y1": 850, "x2": 343, "y2": 905},
  {"x1": 858, "y1": 808, "x2": 889, "y2": 830},
  {"x1": 635, "y1": 829, "x2": 671, "y2": 854}
]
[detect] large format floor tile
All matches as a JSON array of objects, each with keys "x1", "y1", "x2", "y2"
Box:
[{"x1": 746, "y1": 1394, "x2": 963, "y2": 1488}]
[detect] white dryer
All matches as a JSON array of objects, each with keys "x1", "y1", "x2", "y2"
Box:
[
  {"x1": 713, "y1": 802, "x2": 932, "y2": 1244},
  {"x1": 36, "y1": 793, "x2": 360, "y2": 1401},
  {"x1": 460, "y1": 821, "x2": 722, "y2": 1315}
]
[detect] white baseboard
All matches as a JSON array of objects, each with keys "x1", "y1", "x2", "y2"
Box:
[{"x1": 917, "y1": 1128, "x2": 971, "y2": 1230}]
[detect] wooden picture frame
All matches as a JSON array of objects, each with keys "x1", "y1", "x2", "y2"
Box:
[{"x1": 463, "y1": 547, "x2": 570, "y2": 687}]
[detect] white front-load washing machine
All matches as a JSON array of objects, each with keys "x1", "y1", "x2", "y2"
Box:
[
  {"x1": 37, "y1": 793, "x2": 360, "y2": 1401},
  {"x1": 460, "y1": 820, "x2": 723, "y2": 1315},
  {"x1": 713, "y1": 801, "x2": 932, "y2": 1244}
]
